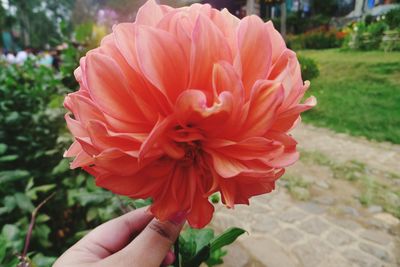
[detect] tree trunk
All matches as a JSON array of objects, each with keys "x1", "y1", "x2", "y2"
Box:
[{"x1": 280, "y1": 1, "x2": 287, "y2": 40}]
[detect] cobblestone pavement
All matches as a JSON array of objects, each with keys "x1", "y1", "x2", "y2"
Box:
[{"x1": 210, "y1": 124, "x2": 400, "y2": 267}]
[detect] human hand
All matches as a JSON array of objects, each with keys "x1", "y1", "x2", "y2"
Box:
[{"x1": 53, "y1": 207, "x2": 185, "y2": 267}]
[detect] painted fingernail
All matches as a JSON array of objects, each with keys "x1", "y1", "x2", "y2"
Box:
[
  {"x1": 161, "y1": 251, "x2": 175, "y2": 266},
  {"x1": 169, "y1": 211, "x2": 186, "y2": 225}
]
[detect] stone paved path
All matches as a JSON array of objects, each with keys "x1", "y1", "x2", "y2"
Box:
[{"x1": 210, "y1": 124, "x2": 400, "y2": 267}]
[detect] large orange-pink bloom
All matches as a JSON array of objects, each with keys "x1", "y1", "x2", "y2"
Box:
[{"x1": 64, "y1": 0, "x2": 316, "y2": 228}]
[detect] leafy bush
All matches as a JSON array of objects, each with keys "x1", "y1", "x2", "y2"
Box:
[
  {"x1": 287, "y1": 29, "x2": 343, "y2": 50},
  {"x1": 280, "y1": 13, "x2": 331, "y2": 35},
  {"x1": 0, "y1": 60, "x2": 62, "y2": 265},
  {"x1": 362, "y1": 21, "x2": 388, "y2": 50},
  {"x1": 380, "y1": 30, "x2": 400, "y2": 52},
  {"x1": 298, "y1": 55, "x2": 319, "y2": 81},
  {"x1": 385, "y1": 7, "x2": 400, "y2": 30},
  {"x1": 344, "y1": 11, "x2": 400, "y2": 51},
  {"x1": 0, "y1": 59, "x2": 126, "y2": 266}
]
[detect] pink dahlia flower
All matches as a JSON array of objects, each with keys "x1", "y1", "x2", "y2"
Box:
[{"x1": 64, "y1": 0, "x2": 316, "y2": 228}]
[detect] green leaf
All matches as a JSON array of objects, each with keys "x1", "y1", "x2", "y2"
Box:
[
  {"x1": 74, "y1": 230, "x2": 91, "y2": 240},
  {"x1": 26, "y1": 184, "x2": 56, "y2": 200},
  {"x1": 31, "y1": 253, "x2": 57, "y2": 267},
  {"x1": 210, "y1": 193, "x2": 220, "y2": 204},
  {"x1": 0, "y1": 235, "x2": 6, "y2": 262},
  {"x1": 1, "y1": 224, "x2": 19, "y2": 242},
  {"x1": 33, "y1": 224, "x2": 52, "y2": 247},
  {"x1": 15, "y1": 193, "x2": 35, "y2": 212},
  {"x1": 0, "y1": 170, "x2": 30, "y2": 184},
  {"x1": 210, "y1": 227, "x2": 246, "y2": 252},
  {"x1": 86, "y1": 207, "x2": 98, "y2": 222},
  {"x1": 3, "y1": 195, "x2": 17, "y2": 211},
  {"x1": 5, "y1": 111, "x2": 19, "y2": 123},
  {"x1": 0, "y1": 144, "x2": 7, "y2": 155},
  {"x1": 180, "y1": 228, "x2": 215, "y2": 267},
  {"x1": 0, "y1": 207, "x2": 9, "y2": 216},
  {"x1": 193, "y1": 229, "x2": 214, "y2": 253},
  {"x1": 0, "y1": 154, "x2": 18, "y2": 162},
  {"x1": 206, "y1": 249, "x2": 227, "y2": 266},
  {"x1": 25, "y1": 178, "x2": 34, "y2": 192},
  {"x1": 36, "y1": 214, "x2": 50, "y2": 223},
  {"x1": 4, "y1": 257, "x2": 19, "y2": 267},
  {"x1": 180, "y1": 228, "x2": 214, "y2": 254},
  {"x1": 183, "y1": 244, "x2": 211, "y2": 267},
  {"x1": 132, "y1": 198, "x2": 153, "y2": 209},
  {"x1": 52, "y1": 159, "x2": 70, "y2": 175}
]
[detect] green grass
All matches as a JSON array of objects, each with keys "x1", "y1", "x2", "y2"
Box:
[
  {"x1": 281, "y1": 175, "x2": 311, "y2": 201},
  {"x1": 298, "y1": 49, "x2": 400, "y2": 144}
]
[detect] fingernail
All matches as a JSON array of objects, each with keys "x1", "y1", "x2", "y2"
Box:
[
  {"x1": 169, "y1": 211, "x2": 186, "y2": 225},
  {"x1": 161, "y1": 251, "x2": 175, "y2": 266}
]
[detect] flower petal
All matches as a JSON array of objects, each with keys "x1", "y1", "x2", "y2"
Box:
[
  {"x1": 136, "y1": 0, "x2": 169, "y2": 26},
  {"x1": 240, "y1": 81, "x2": 285, "y2": 138},
  {"x1": 189, "y1": 14, "x2": 232, "y2": 100},
  {"x1": 139, "y1": 116, "x2": 175, "y2": 161},
  {"x1": 85, "y1": 52, "x2": 146, "y2": 123},
  {"x1": 136, "y1": 26, "x2": 188, "y2": 102},
  {"x1": 208, "y1": 151, "x2": 248, "y2": 178},
  {"x1": 235, "y1": 16, "x2": 272, "y2": 95}
]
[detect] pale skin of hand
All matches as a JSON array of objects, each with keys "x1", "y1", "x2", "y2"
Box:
[{"x1": 53, "y1": 207, "x2": 185, "y2": 267}]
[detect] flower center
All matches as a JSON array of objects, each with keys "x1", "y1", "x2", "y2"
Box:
[{"x1": 180, "y1": 141, "x2": 202, "y2": 166}]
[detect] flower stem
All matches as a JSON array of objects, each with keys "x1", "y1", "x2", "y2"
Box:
[
  {"x1": 20, "y1": 192, "x2": 56, "y2": 262},
  {"x1": 174, "y1": 238, "x2": 180, "y2": 267}
]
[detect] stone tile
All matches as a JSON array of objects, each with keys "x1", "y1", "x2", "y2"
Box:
[
  {"x1": 318, "y1": 253, "x2": 351, "y2": 267},
  {"x1": 240, "y1": 236, "x2": 299, "y2": 267},
  {"x1": 277, "y1": 209, "x2": 307, "y2": 223},
  {"x1": 359, "y1": 242, "x2": 391, "y2": 262},
  {"x1": 268, "y1": 198, "x2": 291, "y2": 210},
  {"x1": 298, "y1": 202, "x2": 327, "y2": 215},
  {"x1": 291, "y1": 187, "x2": 310, "y2": 200},
  {"x1": 223, "y1": 243, "x2": 250, "y2": 267},
  {"x1": 250, "y1": 198, "x2": 273, "y2": 212},
  {"x1": 360, "y1": 229, "x2": 392, "y2": 245},
  {"x1": 274, "y1": 228, "x2": 304, "y2": 245},
  {"x1": 315, "y1": 180, "x2": 330, "y2": 189},
  {"x1": 252, "y1": 203, "x2": 272, "y2": 213},
  {"x1": 368, "y1": 205, "x2": 383, "y2": 214},
  {"x1": 230, "y1": 205, "x2": 253, "y2": 218},
  {"x1": 293, "y1": 239, "x2": 331, "y2": 266},
  {"x1": 342, "y1": 249, "x2": 381, "y2": 267},
  {"x1": 327, "y1": 229, "x2": 355, "y2": 246},
  {"x1": 339, "y1": 205, "x2": 360, "y2": 217},
  {"x1": 313, "y1": 196, "x2": 335, "y2": 205},
  {"x1": 251, "y1": 215, "x2": 279, "y2": 233},
  {"x1": 212, "y1": 213, "x2": 245, "y2": 230},
  {"x1": 328, "y1": 217, "x2": 362, "y2": 231},
  {"x1": 299, "y1": 217, "x2": 329, "y2": 235},
  {"x1": 373, "y1": 213, "x2": 400, "y2": 228}
]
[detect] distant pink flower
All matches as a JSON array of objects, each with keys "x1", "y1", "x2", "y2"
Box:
[{"x1": 64, "y1": 0, "x2": 316, "y2": 228}]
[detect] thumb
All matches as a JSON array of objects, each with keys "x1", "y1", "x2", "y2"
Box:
[{"x1": 103, "y1": 214, "x2": 186, "y2": 267}]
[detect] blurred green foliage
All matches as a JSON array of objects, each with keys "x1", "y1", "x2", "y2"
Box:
[
  {"x1": 385, "y1": 7, "x2": 400, "y2": 30},
  {"x1": 344, "y1": 9, "x2": 400, "y2": 52},
  {"x1": 298, "y1": 55, "x2": 319, "y2": 81},
  {"x1": 287, "y1": 29, "x2": 344, "y2": 50},
  {"x1": 0, "y1": 57, "x2": 127, "y2": 266},
  {"x1": 2, "y1": 0, "x2": 75, "y2": 49}
]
